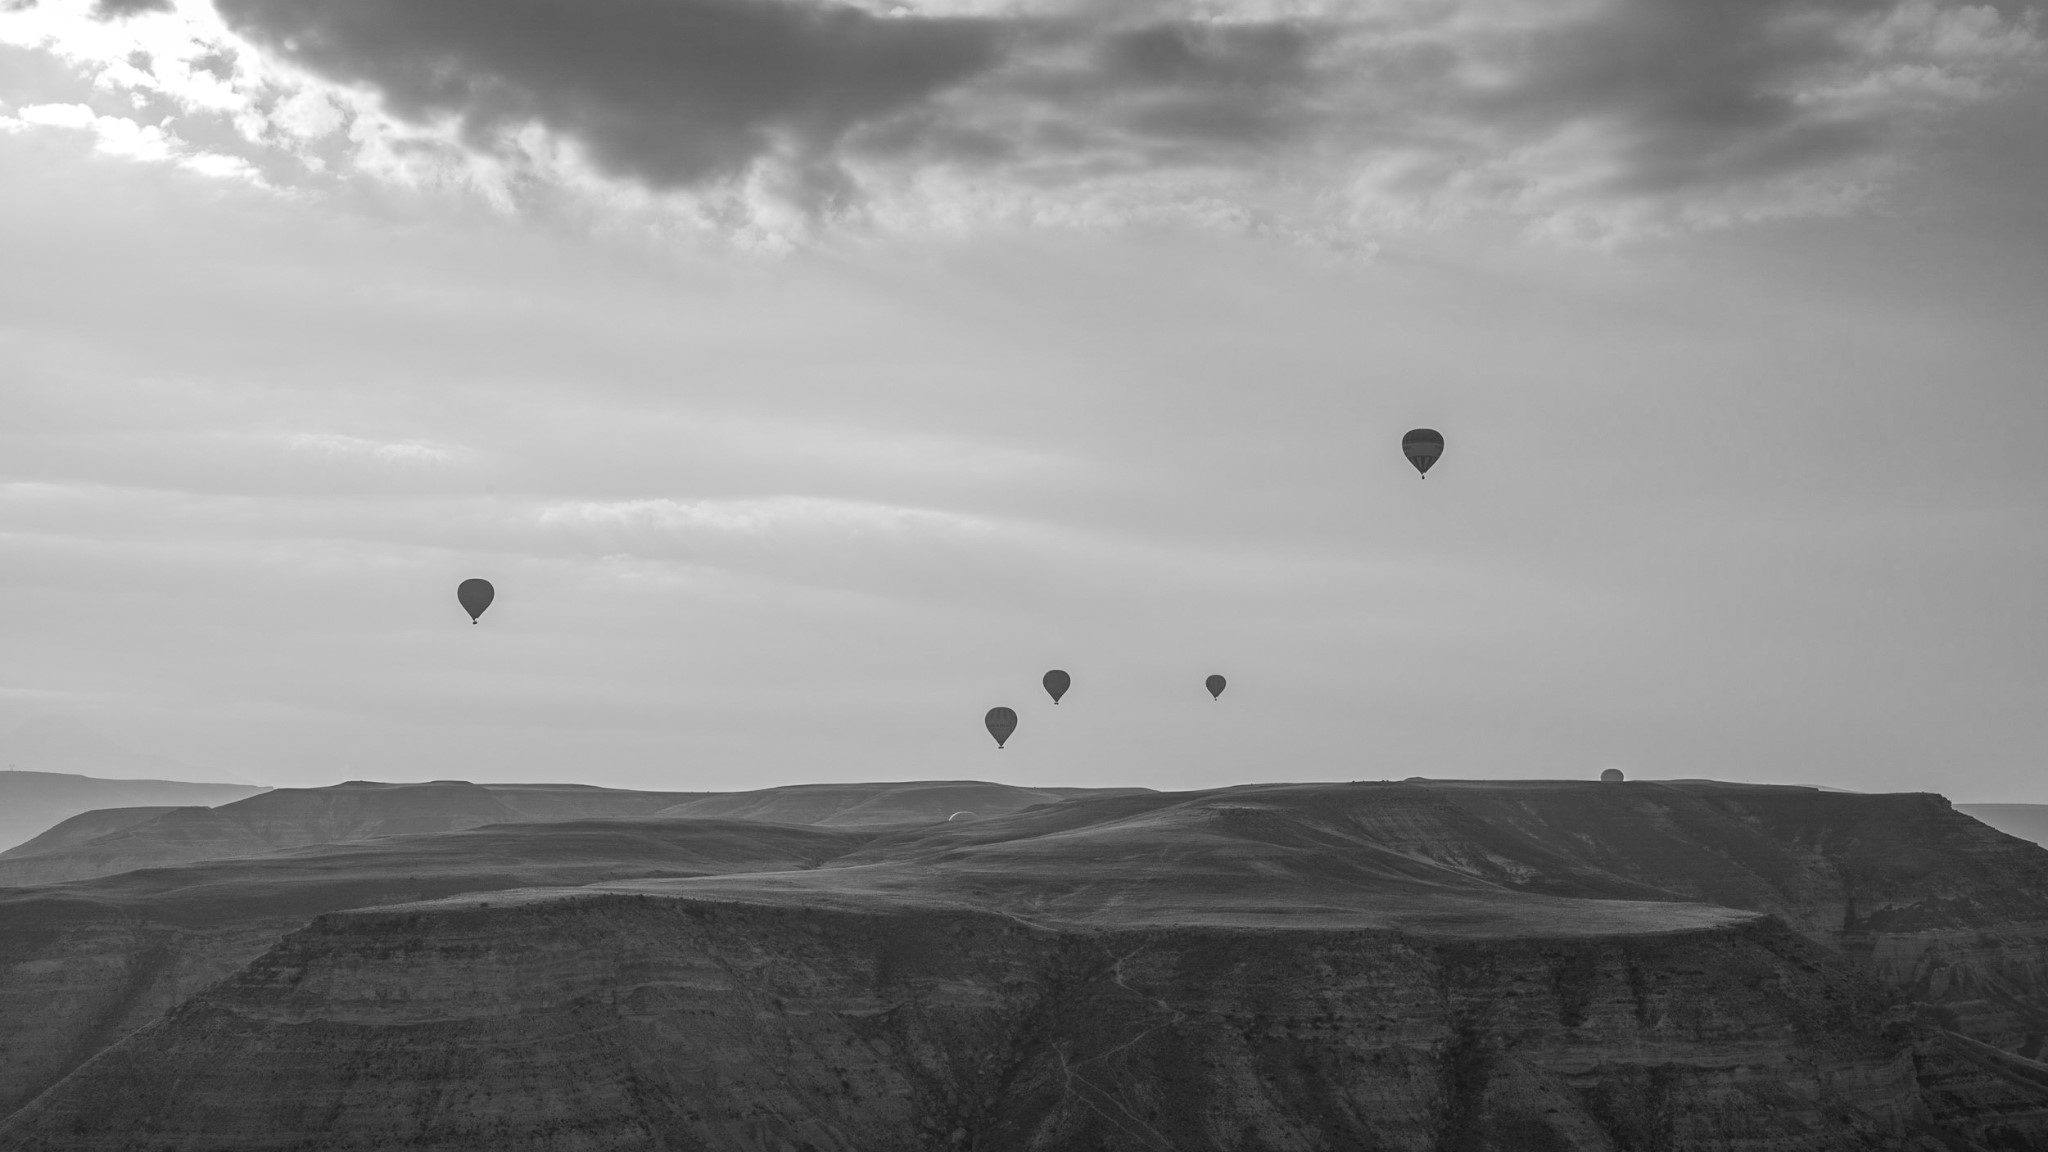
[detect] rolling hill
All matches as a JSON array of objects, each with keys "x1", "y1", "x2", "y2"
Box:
[
  {"x1": 652, "y1": 779, "x2": 1153, "y2": 827},
  {"x1": 0, "y1": 771, "x2": 266, "y2": 855},
  {"x1": 0, "y1": 779, "x2": 1148, "y2": 886},
  {"x1": 0, "y1": 779, "x2": 709, "y2": 886}
]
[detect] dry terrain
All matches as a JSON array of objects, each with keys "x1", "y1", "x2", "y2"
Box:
[
  {"x1": 5, "y1": 778, "x2": 2048, "y2": 1149},
  {"x1": 0, "y1": 771, "x2": 265, "y2": 855},
  {"x1": 0, "y1": 779, "x2": 710, "y2": 885}
]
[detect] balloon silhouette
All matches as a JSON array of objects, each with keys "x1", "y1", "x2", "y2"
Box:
[
  {"x1": 1205, "y1": 674, "x2": 1226, "y2": 700},
  {"x1": 1042, "y1": 669, "x2": 1070, "y2": 705},
  {"x1": 985, "y1": 706, "x2": 1017, "y2": 749},
  {"x1": 1402, "y1": 428, "x2": 1444, "y2": 478},
  {"x1": 1601, "y1": 768, "x2": 1625, "y2": 783},
  {"x1": 456, "y1": 578, "x2": 495, "y2": 624}
]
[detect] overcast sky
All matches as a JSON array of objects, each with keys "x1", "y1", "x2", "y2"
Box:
[{"x1": 1, "y1": 0, "x2": 2044, "y2": 798}]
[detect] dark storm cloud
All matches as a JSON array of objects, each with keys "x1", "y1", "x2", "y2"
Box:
[
  {"x1": 1459, "y1": 0, "x2": 1996, "y2": 198},
  {"x1": 842, "y1": 16, "x2": 1327, "y2": 172},
  {"x1": 159, "y1": 0, "x2": 2042, "y2": 225},
  {"x1": 1064, "y1": 22, "x2": 1322, "y2": 148},
  {"x1": 1098, "y1": 22, "x2": 1315, "y2": 91},
  {"x1": 92, "y1": 0, "x2": 171, "y2": 16},
  {"x1": 212, "y1": 0, "x2": 1010, "y2": 187}
]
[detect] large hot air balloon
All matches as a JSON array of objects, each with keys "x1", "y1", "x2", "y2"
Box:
[
  {"x1": 1043, "y1": 669, "x2": 1070, "y2": 705},
  {"x1": 985, "y1": 706, "x2": 1017, "y2": 749},
  {"x1": 1402, "y1": 428, "x2": 1444, "y2": 478},
  {"x1": 456, "y1": 578, "x2": 495, "y2": 624},
  {"x1": 1205, "y1": 674, "x2": 1226, "y2": 700}
]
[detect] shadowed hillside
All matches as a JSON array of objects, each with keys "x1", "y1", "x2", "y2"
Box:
[
  {"x1": 7, "y1": 779, "x2": 2048, "y2": 1149},
  {"x1": 800, "y1": 780, "x2": 2048, "y2": 937},
  {"x1": 0, "y1": 817, "x2": 870, "y2": 1117},
  {"x1": 0, "y1": 779, "x2": 1153, "y2": 888},
  {"x1": 0, "y1": 780, "x2": 708, "y2": 886},
  {"x1": 0, "y1": 900, "x2": 1922, "y2": 1152}
]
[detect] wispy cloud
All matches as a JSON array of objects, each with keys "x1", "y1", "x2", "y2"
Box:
[
  {"x1": 534, "y1": 495, "x2": 991, "y2": 538},
  {"x1": 3, "y1": 0, "x2": 2038, "y2": 241},
  {"x1": 284, "y1": 433, "x2": 461, "y2": 465}
]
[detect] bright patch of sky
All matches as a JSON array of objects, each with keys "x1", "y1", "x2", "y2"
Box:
[{"x1": 1, "y1": 0, "x2": 2045, "y2": 798}]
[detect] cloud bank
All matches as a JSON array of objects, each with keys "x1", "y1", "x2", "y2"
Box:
[{"x1": 3, "y1": 0, "x2": 2042, "y2": 239}]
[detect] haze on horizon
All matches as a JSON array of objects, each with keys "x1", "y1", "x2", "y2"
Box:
[{"x1": 0, "y1": 0, "x2": 2043, "y2": 799}]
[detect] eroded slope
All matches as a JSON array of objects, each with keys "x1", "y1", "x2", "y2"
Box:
[
  {"x1": 0, "y1": 895, "x2": 1930, "y2": 1152},
  {"x1": 0, "y1": 818, "x2": 868, "y2": 1116}
]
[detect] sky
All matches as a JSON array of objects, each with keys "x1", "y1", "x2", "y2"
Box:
[{"x1": 0, "y1": 0, "x2": 2044, "y2": 798}]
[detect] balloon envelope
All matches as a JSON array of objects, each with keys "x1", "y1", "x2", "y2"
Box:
[
  {"x1": 1042, "y1": 669, "x2": 1070, "y2": 704},
  {"x1": 1205, "y1": 674, "x2": 1226, "y2": 700},
  {"x1": 456, "y1": 578, "x2": 495, "y2": 623},
  {"x1": 1401, "y1": 428, "x2": 1444, "y2": 477},
  {"x1": 985, "y1": 706, "x2": 1017, "y2": 748}
]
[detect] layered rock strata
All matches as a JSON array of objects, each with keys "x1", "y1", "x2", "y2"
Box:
[
  {"x1": 0, "y1": 894, "x2": 1935, "y2": 1152},
  {"x1": 0, "y1": 818, "x2": 868, "y2": 1115}
]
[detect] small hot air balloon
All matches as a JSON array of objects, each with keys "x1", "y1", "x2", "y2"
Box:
[
  {"x1": 1205, "y1": 674, "x2": 1226, "y2": 700},
  {"x1": 985, "y1": 706, "x2": 1017, "y2": 749},
  {"x1": 1043, "y1": 669, "x2": 1070, "y2": 705},
  {"x1": 1402, "y1": 428, "x2": 1444, "y2": 478},
  {"x1": 456, "y1": 578, "x2": 495, "y2": 624}
]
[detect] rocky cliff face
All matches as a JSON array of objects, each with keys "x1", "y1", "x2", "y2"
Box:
[{"x1": 0, "y1": 895, "x2": 1935, "y2": 1152}]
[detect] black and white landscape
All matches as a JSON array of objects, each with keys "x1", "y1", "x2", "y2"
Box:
[
  {"x1": 7, "y1": 774, "x2": 2048, "y2": 1148},
  {"x1": 3, "y1": 0, "x2": 2047, "y2": 1145}
]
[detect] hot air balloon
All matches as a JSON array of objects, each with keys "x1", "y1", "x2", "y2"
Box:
[
  {"x1": 1402, "y1": 428, "x2": 1444, "y2": 478},
  {"x1": 1600, "y1": 768, "x2": 1625, "y2": 783},
  {"x1": 985, "y1": 707, "x2": 1017, "y2": 749},
  {"x1": 1205, "y1": 674, "x2": 1226, "y2": 700},
  {"x1": 1043, "y1": 669, "x2": 1070, "y2": 705},
  {"x1": 456, "y1": 578, "x2": 494, "y2": 624}
]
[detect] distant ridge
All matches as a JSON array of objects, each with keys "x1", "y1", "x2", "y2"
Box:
[
  {"x1": 0, "y1": 771, "x2": 267, "y2": 855},
  {"x1": 1957, "y1": 804, "x2": 2048, "y2": 849},
  {"x1": 0, "y1": 779, "x2": 709, "y2": 886},
  {"x1": 0, "y1": 779, "x2": 1157, "y2": 886},
  {"x1": 654, "y1": 780, "x2": 1155, "y2": 827},
  {"x1": 0, "y1": 716, "x2": 254, "y2": 783},
  {"x1": 0, "y1": 805, "x2": 185, "y2": 858}
]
